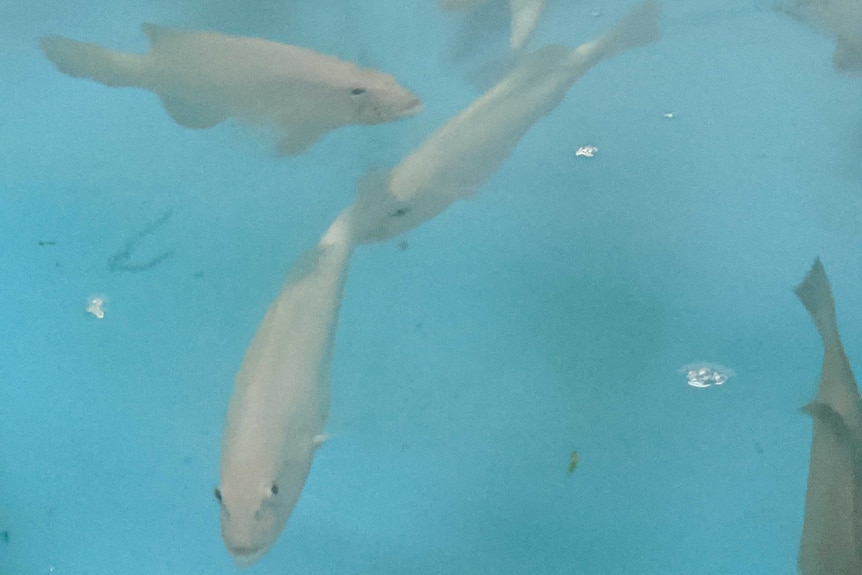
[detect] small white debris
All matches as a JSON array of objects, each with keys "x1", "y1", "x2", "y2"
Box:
[
  {"x1": 575, "y1": 145, "x2": 598, "y2": 158},
  {"x1": 86, "y1": 296, "x2": 106, "y2": 319},
  {"x1": 678, "y1": 362, "x2": 734, "y2": 388},
  {"x1": 663, "y1": 112, "x2": 675, "y2": 119},
  {"x1": 589, "y1": 9, "x2": 601, "y2": 17}
]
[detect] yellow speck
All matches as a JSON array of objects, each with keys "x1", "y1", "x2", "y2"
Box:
[{"x1": 568, "y1": 450, "x2": 579, "y2": 474}]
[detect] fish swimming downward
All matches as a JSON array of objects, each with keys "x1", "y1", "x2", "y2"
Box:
[
  {"x1": 215, "y1": 212, "x2": 354, "y2": 566},
  {"x1": 779, "y1": 0, "x2": 862, "y2": 74},
  {"x1": 795, "y1": 257, "x2": 862, "y2": 575},
  {"x1": 351, "y1": 1, "x2": 661, "y2": 243},
  {"x1": 39, "y1": 25, "x2": 422, "y2": 154}
]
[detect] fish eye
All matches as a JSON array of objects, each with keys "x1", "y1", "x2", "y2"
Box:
[
  {"x1": 350, "y1": 87, "x2": 366, "y2": 96},
  {"x1": 213, "y1": 488, "x2": 223, "y2": 503},
  {"x1": 270, "y1": 483, "x2": 279, "y2": 496}
]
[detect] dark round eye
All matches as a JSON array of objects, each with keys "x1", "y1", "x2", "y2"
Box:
[
  {"x1": 270, "y1": 483, "x2": 279, "y2": 496},
  {"x1": 213, "y1": 488, "x2": 223, "y2": 503},
  {"x1": 350, "y1": 88, "x2": 366, "y2": 96}
]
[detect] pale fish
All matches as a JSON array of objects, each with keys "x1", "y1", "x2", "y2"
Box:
[
  {"x1": 779, "y1": 0, "x2": 862, "y2": 74},
  {"x1": 350, "y1": 1, "x2": 661, "y2": 244},
  {"x1": 795, "y1": 257, "x2": 862, "y2": 574},
  {"x1": 39, "y1": 25, "x2": 422, "y2": 154},
  {"x1": 215, "y1": 212, "x2": 354, "y2": 567}
]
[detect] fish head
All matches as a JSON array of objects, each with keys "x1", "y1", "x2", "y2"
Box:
[
  {"x1": 215, "y1": 459, "x2": 311, "y2": 567},
  {"x1": 347, "y1": 71, "x2": 423, "y2": 124}
]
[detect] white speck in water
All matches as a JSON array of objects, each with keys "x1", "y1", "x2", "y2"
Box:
[
  {"x1": 663, "y1": 112, "x2": 675, "y2": 119},
  {"x1": 86, "y1": 296, "x2": 106, "y2": 319},
  {"x1": 575, "y1": 145, "x2": 598, "y2": 158}
]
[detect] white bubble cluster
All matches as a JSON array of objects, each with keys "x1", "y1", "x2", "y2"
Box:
[{"x1": 678, "y1": 362, "x2": 734, "y2": 388}]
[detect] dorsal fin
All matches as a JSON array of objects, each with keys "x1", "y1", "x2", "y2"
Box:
[{"x1": 142, "y1": 23, "x2": 185, "y2": 47}]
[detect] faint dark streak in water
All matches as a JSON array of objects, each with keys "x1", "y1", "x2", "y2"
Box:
[{"x1": 108, "y1": 209, "x2": 175, "y2": 273}]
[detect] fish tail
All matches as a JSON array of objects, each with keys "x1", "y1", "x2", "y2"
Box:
[
  {"x1": 590, "y1": 1, "x2": 662, "y2": 61},
  {"x1": 40, "y1": 35, "x2": 145, "y2": 87},
  {"x1": 795, "y1": 257, "x2": 841, "y2": 347},
  {"x1": 509, "y1": 0, "x2": 546, "y2": 51},
  {"x1": 320, "y1": 208, "x2": 357, "y2": 249}
]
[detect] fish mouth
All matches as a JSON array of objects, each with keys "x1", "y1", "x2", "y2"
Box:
[
  {"x1": 229, "y1": 545, "x2": 267, "y2": 567},
  {"x1": 402, "y1": 97, "x2": 423, "y2": 117}
]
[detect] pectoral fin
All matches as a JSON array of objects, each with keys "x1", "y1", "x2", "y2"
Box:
[{"x1": 160, "y1": 96, "x2": 226, "y2": 129}]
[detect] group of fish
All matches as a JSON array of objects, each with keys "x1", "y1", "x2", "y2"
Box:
[{"x1": 35, "y1": 0, "x2": 862, "y2": 571}]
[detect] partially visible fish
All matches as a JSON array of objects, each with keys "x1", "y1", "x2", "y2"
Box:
[
  {"x1": 215, "y1": 211, "x2": 354, "y2": 566},
  {"x1": 795, "y1": 257, "x2": 862, "y2": 575},
  {"x1": 351, "y1": 1, "x2": 661, "y2": 244},
  {"x1": 439, "y1": 0, "x2": 547, "y2": 51},
  {"x1": 39, "y1": 25, "x2": 422, "y2": 154},
  {"x1": 779, "y1": 0, "x2": 862, "y2": 74}
]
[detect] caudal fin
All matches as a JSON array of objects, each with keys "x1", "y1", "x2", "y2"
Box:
[
  {"x1": 593, "y1": 1, "x2": 662, "y2": 60},
  {"x1": 795, "y1": 257, "x2": 840, "y2": 346},
  {"x1": 39, "y1": 35, "x2": 145, "y2": 87},
  {"x1": 509, "y1": 0, "x2": 547, "y2": 51}
]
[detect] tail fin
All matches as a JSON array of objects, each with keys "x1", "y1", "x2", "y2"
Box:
[
  {"x1": 39, "y1": 35, "x2": 145, "y2": 87},
  {"x1": 795, "y1": 257, "x2": 841, "y2": 346},
  {"x1": 591, "y1": 1, "x2": 662, "y2": 61},
  {"x1": 509, "y1": 0, "x2": 546, "y2": 51},
  {"x1": 320, "y1": 208, "x2": 356, "y2": 249}
]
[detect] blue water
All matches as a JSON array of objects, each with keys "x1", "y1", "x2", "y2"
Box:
[{"x1": 2, "y1": 0, "x2": 862, "y2": 573}]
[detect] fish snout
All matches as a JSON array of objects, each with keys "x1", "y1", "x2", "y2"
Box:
[{"x1": 402, "y1": 97, "x2": 423, "y2": 117}]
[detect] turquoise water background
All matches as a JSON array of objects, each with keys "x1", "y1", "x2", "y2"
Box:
[{"x1": 3, "y1": 0, "x2": 862, "y2": 573}]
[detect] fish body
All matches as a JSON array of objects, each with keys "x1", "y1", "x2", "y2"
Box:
[
  {"x1": 779, "y1": 0, "x2": 862, "y2": 74},
  {"x1": 216, "y1": 213, "x2": 354, "y2": 566},
  {"x1": 795, "y1": 257, "x2": 862, "y2": 575},
  {"x1": 39, "y1": 25, "x2": 422, "y2": 154},
  {"x1": 351, "y1": 1, "x2": 661, "y2": 243}
]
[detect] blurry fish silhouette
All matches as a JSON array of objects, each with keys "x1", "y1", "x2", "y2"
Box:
[
  {"x1": 795, "y1": 257, "x2": 862, "y2": 574},
  {"x1": 441, "y1": 0, "x2": 490, "y2": 10},
  {"x1": 215, "y1": 211, "x2": 354, "y2": 566},
  {"x1": 779, "y1": 0, "x2": 862, "y2": 74},
  {"x1": 351, "y1": 1, "x2": 661, "y2": 244},
  {"x1": 440, "y1": 0, "x2": 547, "y2": 51},
  {"x1": 39, "y1": 25, "x2": 422, "y2": 154}
]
